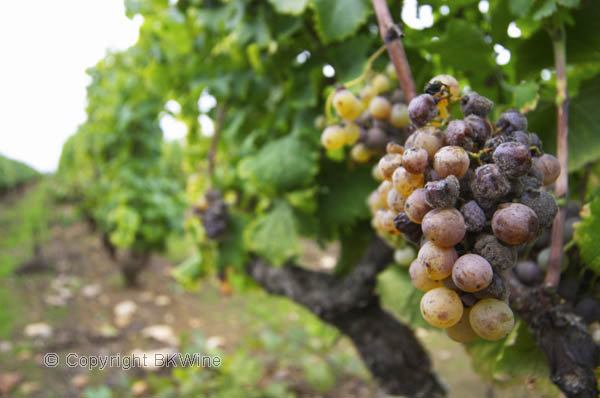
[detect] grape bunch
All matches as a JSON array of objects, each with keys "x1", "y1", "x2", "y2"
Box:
[
  {"x1": 318, "y1": 64, "x2": 411, "y2": 163},
  {"x1": 194, "y1": 190, "x2": 228, "y2": 239},
  {"x1": 365, "y1": 75, "x2": 561, "y2": 342}
]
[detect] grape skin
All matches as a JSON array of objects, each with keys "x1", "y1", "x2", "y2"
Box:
[
  {"x1": 342, "y1": 122, "x2": 361, "y2": 145},
  {"x1": 333, "y1": 89, "x2": 362, "y2": 120},
  {"x1": 534, "y1": 154, "x2": 561, "y2": 186},
  {"x1": 420, "y1": 287, "x2": 464, "y2": 328},
  {"x1": 405, "y1": 188, "x2": 433, "y2": 224},
  {"x1": 406, "y1": 126, "x2": 443, "y2": 158},
  {"x1": 372, "y1": 73, "x2": 392, "y2": 94},
  {"x1": 492, "y1": 203, "x2": 539, "y2": 245},
  {"x1": 389, "y1": 103, "x2": 410, "y2": 128},
  {"x1": 350, "y1": 143, "x2": 372, "y2": 163},
  {"x1": 378, "y1": 153, "x2": 403, "y2": 181},
  {"x1": 452, "y1": 254, "x2": 493, "y2": 293},
  {"x1": 321, "y1": 126, "x2": 346, "y2": 150},
  {"x1": 433, "y1": 146, "x2": 470, "y2": 178},
  {"x1": 376, "y1": 180, "x2": 393, "y2": 210},
  {"x1": 469, "y1": 298, "x2": 515, "y2": 340},
  {"x1": 392, "y1": 167, "x2": 425, "y2": 197},
  {"x1": 409, "y1": 258, "x2": 443, "y2": 292},
  {"x1": 418, "y1": 240, "x2": 458, "y2": 280},
  {"x1": 446, "y1": 308, "x2": 478, "y2": 343},
  {"x1": 421, "y1": 207, "x2": 466, "y2": 248},
  {"x1": 493, "y1": 142, "x2": 532, "y2": 178},
  {"x1": 369, "y1": 96, "x2": 392, "y2": 119},
  {"x1": 402, "y1": 147, "x2": 429, "y2": 174},
  {"x1": 387, "y1": 188, "x2": 407, "y2": 213},
  {"x1": 408, "y1": 94, "x2": 439, "y2": 127}
]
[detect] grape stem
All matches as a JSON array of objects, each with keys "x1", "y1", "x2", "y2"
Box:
[
  {"x1": 208, "y1": 105, "x2": 227, "y2": 179},
  {"x1": 544, "y1": 19, "x2": 569, "y2": 289},
  {"x1": 371, "y1": 0, "x2": 417, "y2": 102}
]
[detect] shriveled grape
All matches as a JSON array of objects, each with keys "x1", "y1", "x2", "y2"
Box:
[
  {"x1": 444, "y1": 119, "x2": 474, "y2": 151},
  {"x1": 474, "y1": 234, "x2": 517, "y2": 272},
  {"x1": 408, "y1": 94, "x2": 438, "y2": 127},
  {"x1": 394, "y1": 212, "x2": 423, "y2": 244},
  {"x1": 424, "y1": 175, "x2": 460, "y2": 208},
  {"x1": 496, "y1": 109, "x2": 528, "y2": 133},
  {"x1": 460, "y1": 200, "x2": 486, "y2": 232},
  {"x1": 493, "y1": 142, "x2": 532, "y2": 178}
]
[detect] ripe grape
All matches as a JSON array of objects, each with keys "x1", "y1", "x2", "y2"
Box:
[
  {"x1": 446, "y1": 308, "x2": 478, "y2": 343},
  {"x1": 493, "y1": 142, "x2": 532, "y2": 178},
  {"x1": 350, "y1": 143, "x2": 372, "y2": 163},
  {"x1": 341, "y1": 122, "x2": 361, "y2": 145},
  {"x1": 387, "y1": 188, "x2": 407, "y2": 213},
  {"x1": 514, "y1": 261, "x2": 543, "y2": 286},
  {"x1": 402, "y1": 147, "x2": 429, "y2": 174},
  {"x1": 360, "y1": 84, "x2": 377, "y2": 104},
  {"x1": 380, "y1": 209, "x2": 400, "y2": 235},
  {"x1": 321, "y1": 126, "x2": 346, "y2": 150},
  {"x1": 392, "y1": 166, "x2": 425, "y2": 197},
  {"x1": 420, "y1": 287, "x2": 464, "y2": 328},
  {"x1": 389, "y1": 103, "x2": 410, "y2": 128},
  {"x1": 367, "y1": 191, "x2": 385, "y2": 214},
  {"x1": 496, "y1": 109, "x2": 528, "y2": 133},
  {"x1": 444, "y1": 119, "x2": 474, "y2": 151},
  {"x1": 386, "y1": 63, "x2": 397, "y2": 80},
  {"x1": 386, "y1": 142, "x2": 404, "y2": 154},
  {"x1": 406, "y1": 126, "x2": 443, "y2": 158},
  {"x1": 492, "y1": 203, "x2": 539, "y2": 245},
  {"x1": 469, "y1": 298, "x2": 515, "y2": 340},
  {"x1": 534, "y1": 154, "x2": 561, "y2": 186},
  {"x1": 418, "y1": 240, "x2": 458, "y2": 280},
  {"x1": 376, "y1": 180, "x2": 393, "y2": 209},
  {"x1": 369, "y1": 96, "x2": 392, "y2": 119},
  {"x1": 433, "y1": 146, "x2": 470, "y2": 178},
  {"x1": 405, "y1": 188, "x2": 433, "y2": 224},
  {"x1": 460, "y1": 200, "x2": 486, "y2": 232},
  {"x1": 408, "y1": 94, "x2": 438, "y2": 127},
  {"x1": 474, "y1": 234, "x2": 517, "y2": 272},
  {"x1": 471, "y1": 164, "x2": 511, "y2": 201},
  {"x1": 372, "y1": 73, "x2": 392, "y2": 94},
  {"x1": 452, "y1": 254, "x2": 493, "y2": 292},
  {"x1": 421, "y1": 207, "x2": 466, "y2": 247},
  {"x1": 518, "y1": 189, "x2": 558, "y2": 229},
  {"x1": 394, "y1": 212, "x2": 423, "y2": 244},
  {"x1": 377, "y1": 153, "x2": 403, "y2": 181},
  {"x1": 394, "y1": 246, "x2": 416, "y2": 265},
  {"x1": 424, "y1": 175, "x2": 460, "y2": 208},
  {"x1": 333, "y1": 89, "x2": 362, "y2": 120},
  {"x1": 409, "y1": 258, "x2": 443, "y2": 292},
  {"x1": 429, "y1": 74, "x2": 460, "y2": 101},
  {"x1": 460, "y1": 92, "x2": 494, "y2": 118}
]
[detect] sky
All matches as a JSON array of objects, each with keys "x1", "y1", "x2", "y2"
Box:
[
  {"x1": 0, "y1": 0, "x2": 142, "y2": 172},
  {"x1": 0, "y1": 0, "x2": 507, "y2": 173}
]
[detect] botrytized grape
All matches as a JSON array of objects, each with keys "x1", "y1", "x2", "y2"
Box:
[
  {"x1": 369, "y1": 96, "x2": 392, "y2": 119},
  {"x1": 493, "y1": 142, "x2": 532, "y2": 178},
  {"x1": 386, "y1": 142, "x2": 404, "y2": 155},
  {"x1": 460, "y1": 92, "x2": 493, "y2": 118},
  {"x1": 460, "y1": 200, "x2": 486, "y2": 232},
  {"x1": 380, "y1": 209, "x2": 400, "y2": 235},
  {"x1": 473, "y1": 272, "x2": 507, "y2": 300},
  {"x1": 392, "y1": 166, "x2": 425, "y2": 197},
  {"x1": 469, "y1": 298, "x2": 515, "y2": 340},
  {"x1": 452, "y1": 254, "x2": 493, "y2": 292},
  {"x1": 394, "y1": 212, "x2": 423, "y2": 244},
  {"x1": 409, "y1": 258, "x2": 443, "y2": 292},
  {"x1": 518, "y1": 189, "x2": 558, "y2": 229},
  {"x1": 378, "y1": 153, "x2": 403, "y2": 181},
  {"x1": 428, "y1": 74, "x2": 460, "y2": 101},
  {"x1": 446, "y1": 308, "x2": 478, "y2": 343},
  {"x1": 433, "y1": 146, "x2": 470, "y2": 178},
  {"x1": 424, "y1": 175, "x2": 460, "y2": 208},
  {"x1": 508, "y1": 130, "x2": 530, "y2": 146},
  {"x1": 421, "y1": 207, "x2": 466, "y2": 248},
  {"x1": 389, "y1": 103, "x2": 410, "y2": 128},
  {"x1": 387, "y1": 188, "x2": 407, "y2": 213},
  {"x1": 420, "y1": 287, "x2": 464, "y2": 328},
  {"x1": 376, "y1": 180, "x2": 393, "y2": 209},
  {"x1": 514, "y1": 261, "x2": 543, "y2": 286},
  {"x1": 471, "y1": 164, "x2": 511, "y2": 201},
  {"x1": 408, "y1": 94, "x2": 439, "y2": 127},
  {"x1": 321, "y1": 126, "x2": 346, "y2": 150},
  {"x1": 496, "y1": 109, "x2": 528, "y2": 133},
  {"x1": 444, "y1": 119, "x2": 474, "y2": 151},
  {"x1": 418, "y1": 241, "x2": 458, "y2": 280},
  {"x1": 333, "y1": 89, "x2": 362, "y2": 120},
  {"x1": 474, "y1": 234, "x2": 517, "y2": 272},
  {"x1": 402, "y1": 147, "x2": 429, "y2": 174},
  {"x1": 492, "y1": 203, "x2": 539, "y2": 245},
  {"x1": 464, "y1": 114, "x2": 491, "y2": 146},
  {"x1": 534, "y1": 154, "x2": 561, "y2": 186},
  {"x1": 406, "y1": 126, "x2": 443, "y2": 158},
  {"x1": 481, "y1": 135, "x2": 507, "y2": 163},
  {"x1": 405, "y1": 188, "x2": 433, "y2": 224}
]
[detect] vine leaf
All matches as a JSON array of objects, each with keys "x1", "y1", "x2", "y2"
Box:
[
  {"x1": 310, "y1": 0, "x2": 370, "y2": 44},
  {"x1": 268, "y1": 0, "x2": 309, "y2": 15},
  {"x1": 244, "y1": 200, "x2": 301, "y2": 266},
  {"x1": 574, "y1": 197, "x2": 600, "y2": 274},
  {"x1": 514, "y1": 80, "x2": 539, "y2": 113},
  {"x1": 568, "y1": 73, "x2": 600, "y2": 171}
]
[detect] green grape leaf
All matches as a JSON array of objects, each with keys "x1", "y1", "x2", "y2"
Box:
[
  {"x1": 377, "y1": 267, "x2": 433, "y2": 330},
  {"x1": 310, "y1": 0, "x2": 370, "y2": 44},
  {"x1": 244, "y1": 200, "x2": 301, "y2": 266},
  {"x1": 513, "y1": 80, "x2": 539, "y2": 113},
  {"x1": 568, "y1": 73, "x2": 600, "y2": 171},
  {"x1": 557, "y1": 0, "x2": 580, "y2": 7},
  {"x1": 316, "y1": 161, "x2": 377, "y2": 239},
  {"x1": 533, "y1": 0, "x2": 557, "y2": 20},
  {"x1": 575, "y1": 197, "x2": 600, "y2": 273},
  {"x1": 509, "y1": 0, "x2": 534, "y2": 16},
  {"x1": 218, "y1": 210, "x2": 250, "y2": 273},
  {"x1": 268, "y1": 0, "x2": 309, "y2": 15},
  {"x1": 334, "y1": 223, "x2": 373, "y2": 275},
  {"x1": 238, "y1": 135, "x2": 319, "y2": 194}
]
